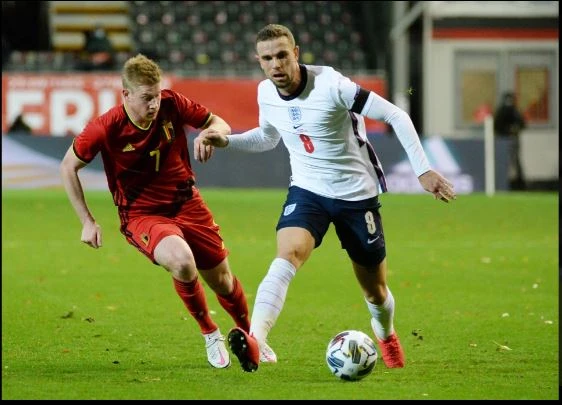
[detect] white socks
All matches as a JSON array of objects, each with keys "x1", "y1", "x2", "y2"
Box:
[
  {"x1": 365, "y1": 287, "x2": 395, "y2": 340},
  {"x1": 249, "y1": 259, "x2": 396, "y2": 345},
  {"x1": 250, "y1": 258, "x2": 296, "y2": 344}
]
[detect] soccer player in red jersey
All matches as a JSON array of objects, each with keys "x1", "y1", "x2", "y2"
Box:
[{"x1": 60, "y1": 53, "x2": 248, "y2": 368}]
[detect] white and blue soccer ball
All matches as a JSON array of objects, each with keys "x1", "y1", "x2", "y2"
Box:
[{"x1": 326, "y1": 330, "x2": 378, "y2": 381}]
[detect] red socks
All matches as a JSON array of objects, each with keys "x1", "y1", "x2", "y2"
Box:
[
  {"x1": 173, "y1": 277, "x2": 217, "y2": 334},
  {"x1": 173, "y1": 276, "x2": 250, "y2": 334},
  {"x1": 216, "y1": 276, "x2": 251, "y2": 332}
]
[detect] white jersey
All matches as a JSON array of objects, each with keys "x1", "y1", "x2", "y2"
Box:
[{"x1": 228, "y1": 64, "x2": 430, "y2": 201}]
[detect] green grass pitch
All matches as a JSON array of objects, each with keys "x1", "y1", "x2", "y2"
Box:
[{"x1": 2, "y1": 189, "x2": 558, "y2": 399}]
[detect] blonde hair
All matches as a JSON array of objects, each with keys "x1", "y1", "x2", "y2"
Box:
[
  {"x1": 122, "y1": 54, "x2": 162, "y2": 90},
  {"x1": 256, "y1": 24, "x2": 296, "y2": 48}
]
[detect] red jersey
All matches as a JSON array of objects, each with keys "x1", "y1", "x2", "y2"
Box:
[{"x1": 73, "y1": 89, "x2": 211, "y2": 219}]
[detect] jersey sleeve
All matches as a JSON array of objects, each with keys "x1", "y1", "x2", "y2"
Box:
[
  {"x1": 363, "y1": 91, "x2": 431, "y2": 177},
  {"x1": 73, "y1": 118, "x2": 106, "y2": 164},
  {"x1": 329, "y1": 70, "x2": 431, "y2": 177},
  {"x1": 227, "y1": 126, "x2": 280, "y2": 152}
]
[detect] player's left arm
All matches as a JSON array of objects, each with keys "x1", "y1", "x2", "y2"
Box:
[{"x1": 354, "y1": 87, "x2": 456, "y2": 203}]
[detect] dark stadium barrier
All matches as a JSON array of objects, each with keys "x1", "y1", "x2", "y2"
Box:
[{"x1": 2, "y1": 132, "x2": 510, "y2": 192}]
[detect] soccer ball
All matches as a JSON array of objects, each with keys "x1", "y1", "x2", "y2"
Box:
[{"x1": 326, "y1": 330, "x2": 378, "y2": 381}]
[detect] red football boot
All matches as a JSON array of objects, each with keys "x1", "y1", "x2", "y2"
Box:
[
  {"x1": 378, "y1": 333, "x2": 405, "y2": 368},
  {"x1": 227, "y1": 327, "x2": 260, "y2": 372}
]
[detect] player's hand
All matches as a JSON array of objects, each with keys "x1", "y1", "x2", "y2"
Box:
[
  {"x1": 418, "y1": 170, "x2": 457, "y2": 203},
  {"x1": 81, "y1": 220, "x2": 102, "y2": 249},
  {"x1": 194, "y1": 129, "x2": 228, "y2": 162}
]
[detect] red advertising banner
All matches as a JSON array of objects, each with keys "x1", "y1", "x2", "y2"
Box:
[
  {"x1": 2, "y1": 73, "x2": 387, "y2": 136},
  {"x1": 2, "y1": 73, "x2": 128, "y2": 136},
  {"x1": 171, "y1": 78, "x2": 262, "y2": 132}
]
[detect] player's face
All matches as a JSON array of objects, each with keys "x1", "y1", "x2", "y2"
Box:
[
  {"x1": 256, "y1": 36, "x2": 300, "y2": 95},
  {"x1": 123, "y1": 83, "x2": 161, "y2": 126}
]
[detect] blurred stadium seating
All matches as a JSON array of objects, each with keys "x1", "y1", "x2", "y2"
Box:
[{"x1": 3, "y1": 0, "x2": 368, "y2": 76}]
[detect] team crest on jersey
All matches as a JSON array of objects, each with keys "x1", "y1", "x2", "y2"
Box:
[
  {"x1": 283, "y1": 203, "x2": 296, "y2": 216},
  {"x1": 288, "y1": 107, "x2": 302, "y2": 123},
  {"x1": 161, "y1": 120, "x2": 175, "y2": 143}
]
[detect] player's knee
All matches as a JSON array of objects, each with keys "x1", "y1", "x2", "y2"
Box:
[
  {"x1": 158, "y1": 249, "x2": 197, "y2": 278},
  {"x1": 277, "y1": 246, "x2": 310, "y2": 269}
]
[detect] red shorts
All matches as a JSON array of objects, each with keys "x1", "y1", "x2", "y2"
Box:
[{"x1": 121, "y1": 194, "x2": 228, "y2": 270}]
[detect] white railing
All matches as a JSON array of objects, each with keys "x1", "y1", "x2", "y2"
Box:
[{"x1": 484, "y1": 115, "x2": 495, "y2": 197}]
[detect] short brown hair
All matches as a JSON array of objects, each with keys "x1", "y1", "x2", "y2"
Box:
[
  {"x1": 256, "y1": 24, "x2": 296, "y2": 48},
  {"x1": 122, "y1": 54, "x2": 162, "y2": 90}
]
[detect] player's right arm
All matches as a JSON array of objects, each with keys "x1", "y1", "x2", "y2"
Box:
[
  {"x1": 60, "y1": 144, "x2": 103, "y2": 249},
  {"x1": 194, "y1": 125, "x2": 281, "y2": 162},
  {"x1": 194, "y1": 83, "x2": 281, "y2": 161}
]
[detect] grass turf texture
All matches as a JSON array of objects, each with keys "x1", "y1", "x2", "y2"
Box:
[{"x1": 2, "y1": 189, "x2": 558, "y2": 400}]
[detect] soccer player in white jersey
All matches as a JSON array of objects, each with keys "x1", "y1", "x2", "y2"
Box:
[{"x1": 194, "y1": 24, "x2": 456, "y2": 372}]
